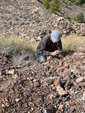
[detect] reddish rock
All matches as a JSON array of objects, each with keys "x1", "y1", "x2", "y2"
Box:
[
  {"x1": 58, "y1": 103, "x2": 63, "y2": 110},
  {"x1": 63, "y1": 69, "x2": 71, "y2": 76},
  {"x1": 54, "y1": 79, "x2": 60, "y2": 87}
]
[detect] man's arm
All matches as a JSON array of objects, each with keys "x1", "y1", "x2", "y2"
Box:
[
  {"x1": 51, "y1": 40, "x2": 62, "y2": 56},
  {"x1": 40, "y1": 38, "x2": 52, "y2": 56},
  {"x1": 36, "y1": 35, "x2": 52, "y2": 56}
]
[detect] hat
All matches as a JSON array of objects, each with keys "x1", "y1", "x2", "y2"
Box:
[{"x1": 51, "y1": 30, "x2": 61, "y2": 43}]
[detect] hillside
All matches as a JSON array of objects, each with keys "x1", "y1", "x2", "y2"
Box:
[
  {"x1": 0, "y1": 0, "x2": 85, "y2": 42},
  {"x1": 0, "y1": 0, "x2": 85, "y2": 113}
]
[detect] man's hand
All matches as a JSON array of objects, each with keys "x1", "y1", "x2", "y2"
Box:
[{"x1": 51, "y1": 50, "x2": 61, "y2": 56}]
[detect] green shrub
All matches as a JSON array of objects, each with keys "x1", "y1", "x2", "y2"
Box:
[
  {"x1": 74, "y1": 12, "x2": 85, "y2": 23},
  {"x1": 71, "y1": 0, "x2": 85, "y2": 5},
  {"x1": 65, "y1": 0, "x2": 68, "y2": 4},
  {"x1": 82, "y1": 4, "x2": 85, "y2": 7},
  {"x1": 64, "y1": 14, "x2": 71, "y2": 20},
  {"x1": 65, "y1": 4, "x2": 68, "y2": 8},
  {"x1": 62, "y1": 0, "x2": 64, "y2": 2},
  {"x1": 35, "y1": 18, "x2": 40, "y2": 23},
  {"x1": 43, "y1": 0, "x2": 50, "y2": 9},
  {"x1": 49, "y1": 0, "x2": 60, "y2": 13},
  {"x1": 68, "y1": 1, "x2": 71, "y2": 5}
]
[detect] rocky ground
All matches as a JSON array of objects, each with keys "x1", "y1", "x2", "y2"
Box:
[
  {"x1": 0, "y1": 44, "x2": 85, "y2": 113},
  {"x1": 0, "y1": 0, "x2": 85, "y2": 113},
  {"x1": 0, "y1": 0, "x2": 85, "y2": 42}
]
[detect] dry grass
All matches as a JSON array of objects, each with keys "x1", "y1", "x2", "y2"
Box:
[
  {"x1": 0, "y1": 34, "x2": 85, "y2": 65},
  {"x1": 62, "y1": 35, "x2": 85, "y2": 50},
  {"x1": 0, "y1": 34, "x2": 35, "y2": 56},
  {"x1": 0, "y1": 34, "x2": 36, "y2": 66}
]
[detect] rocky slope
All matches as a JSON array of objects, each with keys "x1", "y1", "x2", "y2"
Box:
[
  {"x1": 0, "y1": 45, "x2": 85, "y2": 113},
  {"x1": 0, "y1": 1, "x2": 85, "y2": 113},
  {"x1": 0, "y1": 0, "x2": 85, "y2": 43}
]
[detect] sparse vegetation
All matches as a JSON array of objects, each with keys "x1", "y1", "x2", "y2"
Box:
[
  {"x1": 82, "y1": 4, "x2": 85, "y2": 7},
  {"x1": 43, "y1": 0, "x2": 60, "y2": 13},
  {"x1": 68, "y1": 1, "x2": 71, "y2": 5},
  {"x1": 62, "y1": 35, "x2": 85, "y2": 50},
  {"x1": 74, "y1": 12, "x2": 85, "y2": 23},
  {"x1": 49, "y1": 0, "x2": 60, "y2": 13},
  {"x1": 0, "y1": 34, "x2": 36, "y2": 65},
  {"x1": 62, "y1": 0, "x2": 85, "y2": 7},
  {"x1": 43, "y1": 0, "x2": 50, "y2": 9},
  {"x1": 35, "y1": 18, "x2": 40, "y2": 23},
  {"x1": 0, "y1": 34, "x2": 35, "y2": 57},
  {"x1": 64, "y1": 14, "x2": 71, "y2": 20}
]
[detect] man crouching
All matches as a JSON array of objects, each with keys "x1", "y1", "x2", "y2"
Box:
[{"x1": 36, "y1": 30, "x2": 62, "y2": 62}]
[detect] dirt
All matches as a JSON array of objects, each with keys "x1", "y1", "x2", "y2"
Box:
[{"x1": 0, "y1": 46, "x2": 85, "y2": 113}]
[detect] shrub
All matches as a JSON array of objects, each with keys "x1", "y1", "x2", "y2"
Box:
[
  {"x1": 65, "y1": 4, "x2": 68, "y2": 8},
  {"x1": 71, "y1": 0, "x2": 85, "y2": 5},
  {"x1": 35, "y1": 18, "x2": 40, "y2": 23},
  {"x1": 43, "y1": 0, "x2": 50, "y2": 9},
  {"x1": 49, "y1": 0, "x2": 60, "y2": 13},
  {"x1": 82, "y1": 4, "x2": 85, "y2": 7},
  {"x1": 74, "y1": 12, "x2": 85, "y2": 23},
  {"x1": 64, "y1": 14, "x2": 71, "y2": 20},
  {"x1": 68, "y1": 1, "x2": 71, "y2": 5}
]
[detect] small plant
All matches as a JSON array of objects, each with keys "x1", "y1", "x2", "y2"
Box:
[
  {"x1": 35, "y1": 18, "x2": 40, "y2": 23},
  {"x1": 74, "y1": 12, "x2": 85, "y2": 23},
  {"x1": 64, "y1": 14, "x2": 71, "y2": 20}
]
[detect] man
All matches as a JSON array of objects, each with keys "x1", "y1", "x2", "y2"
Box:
[{"x1": 36, "y1": 30, "x2": 62, "y2": 62}]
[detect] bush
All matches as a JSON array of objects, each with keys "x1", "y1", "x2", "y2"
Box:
[
  {"x1": 43, "y1": 0, "x2": 50, "y2": 9},
  {"x1": 71, "y1": 0, "x2": 85, "y2": 5},
  {"x1": 42, "y1": 0, "x2": 60, "y2": 13},
  {"x1": 82, "y1": 4, "x2": 85, "y2": 7},
  {"x1": 35, "y1": 18, "x2": 40, "y2": 23},
  {"x1": 74, "y1": 12, "x2": 85, "y2": 23},
  {"x1": 49, "y1": 0, "x2": 60, "y2": 13},
  {"x1": 64, "y1": 14, "x2": 71, "y2": 20},
  {"x1": 68, "y1": 1, "x2": 71, "y2": 5}
]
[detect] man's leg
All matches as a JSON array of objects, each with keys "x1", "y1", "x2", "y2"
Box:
[{"x1": 39, "y1": 55, "x2": 46, "y2": 63}]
